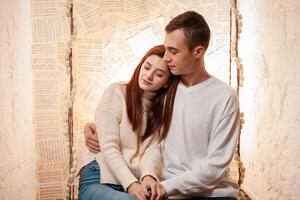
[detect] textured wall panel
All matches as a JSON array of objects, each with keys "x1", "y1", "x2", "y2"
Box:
[
  {"x1": 239, "y1": 0, "x2": 300, "y2": 199},
  {"x1": 0, "y1": 0, "x2": 37, "y2": 199}
]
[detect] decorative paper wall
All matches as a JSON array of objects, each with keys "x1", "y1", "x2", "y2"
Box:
[{"x1": 32, "y1": 0, "x2": 235, "y2": 199}]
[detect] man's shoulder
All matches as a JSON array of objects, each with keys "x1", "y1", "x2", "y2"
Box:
[
  {"x1": 207, "y1": 77, "x2": 238, "y2": 106},
  {"x1": 210, "y1": 77, "x2": 236, "y2": 93}
]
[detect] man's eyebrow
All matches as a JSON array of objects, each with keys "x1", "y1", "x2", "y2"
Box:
[{"x1": 166, "y1": 46, "x2": 179, "y2": 52}]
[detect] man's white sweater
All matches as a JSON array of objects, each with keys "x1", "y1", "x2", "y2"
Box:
[{"x1": 160, "y1": 76, "x2": 240, "y2": 199}]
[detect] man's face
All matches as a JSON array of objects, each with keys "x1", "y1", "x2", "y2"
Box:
[{"x1": 163, "y1": 29, "x2": 196, "y2": 76}]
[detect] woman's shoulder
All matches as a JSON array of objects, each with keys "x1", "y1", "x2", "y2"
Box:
[
  {"x1": 102, "y1": 81, "x2": 127, "y2": 99},
  {"x1": 97, "y1": 82, "x2": 128, "y2": 112},
  {"x1": 106, "y1": 81, "x2": 127, "y2": 93}
]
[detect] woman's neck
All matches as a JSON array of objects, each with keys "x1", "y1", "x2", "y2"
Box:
[{"x1": 142, "y1": 90, "x2": 157, "y2": 100}]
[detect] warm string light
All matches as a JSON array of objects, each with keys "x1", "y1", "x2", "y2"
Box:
[
  {"x1": 64, "y1": 0, "x2": 78, "y2": 199},
  {"x1": 230, "y1": 0, "x2": 248, "y2": 199},
  {"x1": 63, "y1": 1, "x2": 247, "y2": 199}
]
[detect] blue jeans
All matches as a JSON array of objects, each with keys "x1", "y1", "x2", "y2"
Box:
[
  {"x1": 185, "y1": 198, "x2": 236, "y2": 200},
  {"x1": 78, "y1": 160, "x2": 135, "y2": 200},
  {"x1": 165, "y1": 197, "x2": 236, "y2": 200}
]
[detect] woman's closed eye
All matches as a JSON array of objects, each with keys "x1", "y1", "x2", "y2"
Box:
[
  {"x1": 155, "y1": 72, "x2": 164, "y2": 78},
  {"x1": 144, "y1": 65, "x2": 151, "y2": 70}
]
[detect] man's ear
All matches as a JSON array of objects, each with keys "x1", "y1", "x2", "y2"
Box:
[{"x1": 193, "y1": 45, "x2": 205, "y2": 59}]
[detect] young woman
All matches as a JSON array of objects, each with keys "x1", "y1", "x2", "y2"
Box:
[{"x1": 78, "y1": 45, "x2": 179, "y2": 200}]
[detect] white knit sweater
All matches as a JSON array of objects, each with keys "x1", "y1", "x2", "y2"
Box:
[{"x1": 77, "y1": 82, "x2": 161, "y2": 191}]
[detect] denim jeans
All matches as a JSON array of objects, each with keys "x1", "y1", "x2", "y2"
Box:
[
  {"x1": 165, "y1": 197, "x2": 236, "y2": 200},
  {"x1": 78, "y1": 161, "x2": 236, "y2": 200},
  {"x1": 78, "y1": 160, "x2": 135, "y2": 200},
  {"x1": 184, "y1": 197, "x2": 236, "y2": 200}
]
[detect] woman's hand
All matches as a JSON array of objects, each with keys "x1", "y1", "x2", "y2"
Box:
[
  {"x1": 128, "y1": 181, "x2": 148, "y2": 200},
  {"x1": 141, "y1": 176, "x2": 166, "y2": 200}
]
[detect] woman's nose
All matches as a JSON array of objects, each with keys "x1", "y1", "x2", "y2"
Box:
[{"x1": 146, "y1": 71, "x2": 154, "y2": 80}]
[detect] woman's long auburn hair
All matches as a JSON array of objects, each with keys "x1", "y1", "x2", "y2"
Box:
[{"x1": 126, "y1": 45, "x2": 179, "y2": 143}]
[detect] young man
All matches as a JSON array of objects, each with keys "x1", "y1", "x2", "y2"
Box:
[{"x1": 83, "y1": 11, "x2": 240, "y2": 200}]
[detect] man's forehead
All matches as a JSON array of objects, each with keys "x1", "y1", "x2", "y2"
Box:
[
  {"x1": 163, "y1": 31, "x2": 187, "y2": 49},
  {"x1": 163, "y1": 32, "x2": 178, "y2": 46}
]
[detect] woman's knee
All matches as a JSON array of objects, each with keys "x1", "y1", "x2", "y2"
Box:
[
  {"x1": 79, "y1": 183, "x2": 134, "y2": 200},
  {"x1": 78, "y1": 184, "x2": 103, "y2": 200}
]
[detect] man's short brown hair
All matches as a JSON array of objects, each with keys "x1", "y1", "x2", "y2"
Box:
[{"x1": 165, "y1": 11, "x2": 211, "y2": 50}]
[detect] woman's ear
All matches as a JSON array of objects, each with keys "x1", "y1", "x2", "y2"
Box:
[{"x1": 193, "y1": 45, "x2": 205, "y2": 59}]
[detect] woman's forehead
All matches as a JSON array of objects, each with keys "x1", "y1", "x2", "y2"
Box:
[{"x1": 144, "y1": 55, "x2": 168, "y2": 70}]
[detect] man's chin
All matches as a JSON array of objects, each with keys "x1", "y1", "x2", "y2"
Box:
[{"x1": 170, "y1": 70, "x2": 180, "y2": 75}]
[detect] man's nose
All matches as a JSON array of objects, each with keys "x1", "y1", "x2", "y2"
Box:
[{"x1": 163, "y1": 52, "x2": 171, "y2": 62}]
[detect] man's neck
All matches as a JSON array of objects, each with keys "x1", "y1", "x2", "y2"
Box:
[{"x1": 181, "y1": 63, "x2": 211, "y2": 87}]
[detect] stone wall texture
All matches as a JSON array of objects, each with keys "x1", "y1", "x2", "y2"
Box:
[
  {"x1": 0, "y1": 0, "x2": 37, "y2": 199},
  {"x1": 239, "y1": 0, "x2": 300, "y2": 199}
]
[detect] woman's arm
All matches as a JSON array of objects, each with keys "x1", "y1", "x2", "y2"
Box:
[
  {"x1": 139, "y1": 136, "x2": 161, "y2": 181},
  {"x1": 95, "y1": 84, "x2": 138, "y2": 191},
  {"x1": 140, "y1": 136, "x2": 166, "y2": 200}
]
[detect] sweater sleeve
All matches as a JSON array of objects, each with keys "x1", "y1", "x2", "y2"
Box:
[
  {"x1": 139, "y1": 135, "x2": 161, "y2": 181},
  {"x1": 161, "y1": 93, "x2": 240, "y2": 196},
  {"x1": 95, "y1": 84, "x2": 138, "y2": 190}
]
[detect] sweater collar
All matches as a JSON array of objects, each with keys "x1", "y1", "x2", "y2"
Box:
[{"x1": 178, "y1": 75, "x2": 215, "y2": 92}]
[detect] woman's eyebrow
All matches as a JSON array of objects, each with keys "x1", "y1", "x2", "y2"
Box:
[
  {"x1": 156, "y1": 69, "x2": 166, "y2": 74},
  {"x1": 145, "y1": 61, "x2": 166, "y2": 73}
]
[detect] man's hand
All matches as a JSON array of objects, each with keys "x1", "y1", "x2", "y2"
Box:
[
  {"x1": 84, "y1": 122, "x2": 100, "y2": 153},
  {"x1": 156, "y1": 183, "x2": 166, "y2": 200},
  {"x1": 128, "y1": 182, "x2": 148, "y2": 200},
  {"x1": 141, "y1": 176, "x2": 166, "y2": 200}
]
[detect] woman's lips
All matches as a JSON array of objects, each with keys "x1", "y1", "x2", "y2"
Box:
[{"x1": 142, "y1": 79, "x2": 152, "y2": 85}]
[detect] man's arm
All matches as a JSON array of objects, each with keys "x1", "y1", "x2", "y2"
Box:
[
  {"x1": 84, "y1": 122, "x2": 101, "y2": 153},
  {"x1": 139, "y1": 136, "x2": 166, "y2": 200}
]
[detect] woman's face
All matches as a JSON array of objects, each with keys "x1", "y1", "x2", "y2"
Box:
[{"x1": 138, "y1": 55, "x2": 171, "y2": 93}]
